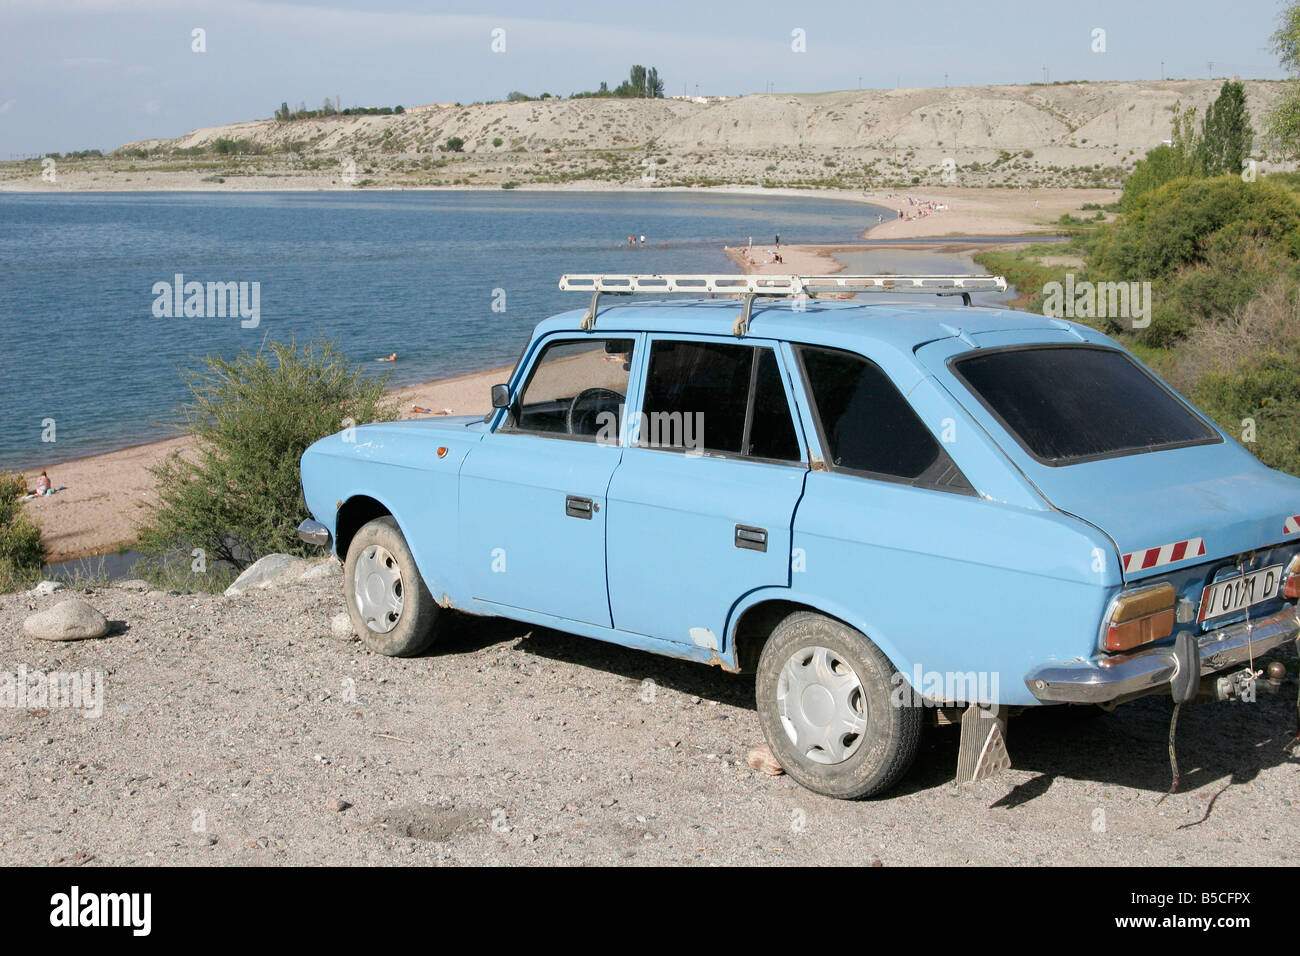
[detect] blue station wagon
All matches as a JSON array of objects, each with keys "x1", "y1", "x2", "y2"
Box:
[{"x1": 298, "y1": 273, "x2": 1300, "y2": 799}]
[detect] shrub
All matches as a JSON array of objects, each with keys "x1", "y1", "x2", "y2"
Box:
[
  {"x1": 441, "y1": 137, "x2": 465, "y2": 153},
  {"x1": 137, "y1": 336, "x2": 397, "y2": 571},
  {"x1": 1088, "y1": 175, "x2": 1300, "y2": 282},
  {"x1": 0, "y1": 471, "x2": 45, "y2": 592}
]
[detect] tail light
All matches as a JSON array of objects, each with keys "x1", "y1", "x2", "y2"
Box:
[
  {"x1": 1104, "y1": 582, "x2": 1176, "y2": 652},
  {"x1": 1285, "y1": 554, "x2": 1300, "y2": 600}
]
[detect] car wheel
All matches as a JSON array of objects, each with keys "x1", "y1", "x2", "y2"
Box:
[
  {"x1": 343, "y1": 516, "x2": 439, "y2": 657},
  {"x1": 756, "y1": 611, "x2": 922, "y2": 799}
]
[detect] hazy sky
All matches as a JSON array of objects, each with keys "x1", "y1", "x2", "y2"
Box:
[{"x1": 0, "y1": 0, "x2": 1292, "y2": 156}]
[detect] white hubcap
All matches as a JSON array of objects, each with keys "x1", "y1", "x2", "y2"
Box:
[
  {"x1": 777, "y1": 645, "x2": 868, "y2": 765},
  {"x1": 354, "y1": 545, "x2": 404, "y2": 633}
]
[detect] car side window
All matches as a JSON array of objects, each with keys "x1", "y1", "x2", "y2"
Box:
[
  {"x1": 640, "y1": 340, "x2": 801, "y2": 462},
  {"x1": 500, "y1": 337, "x2": 634, "y2": 441},
  {"x1": 798, "y1": 345, "x2": 973, "y2": 493}
]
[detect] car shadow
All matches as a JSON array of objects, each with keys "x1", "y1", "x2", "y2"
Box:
[
  {"x1": 903, "y1": 669, "x2": 1299, "y2": 804},
  {"x1": 426, "y1": 615, "x2": 1299, "y2": 804}
]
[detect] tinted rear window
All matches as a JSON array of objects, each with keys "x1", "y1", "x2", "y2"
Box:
[{"x1": 953, "y1": 346, "x2": 1219, "y2": 466}]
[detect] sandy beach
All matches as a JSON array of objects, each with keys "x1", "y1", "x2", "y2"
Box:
[{"x1": 20, "y1": 365, "x2": 512, "y2": 563}]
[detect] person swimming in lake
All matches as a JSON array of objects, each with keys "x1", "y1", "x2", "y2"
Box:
[{"x1": 378, "y1": 353, "x2": 397, "y2": 362}]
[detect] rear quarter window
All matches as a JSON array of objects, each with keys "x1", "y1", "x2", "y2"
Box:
[{"x1": 951, "y1": 345, "x2": 1220, "y2": 466}]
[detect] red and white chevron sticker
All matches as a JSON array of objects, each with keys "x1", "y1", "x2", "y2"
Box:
[
  {"x1": 1284, "y1": 515, "x2": 1300, "y2": 535},
  {"x1": 1122, "y1": 537, "x2": 1206, "y2": 574}
]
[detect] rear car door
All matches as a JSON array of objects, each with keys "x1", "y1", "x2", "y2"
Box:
[
  {"x1": 459, "y1": 334, "x2": 640, "y2": 627},
  {"x1": 605, "y1": 335, "x2": 808, "y2": 650}
]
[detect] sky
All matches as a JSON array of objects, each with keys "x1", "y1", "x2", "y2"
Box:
[{"x1": 0, "y1": 0, "x2": 1293, "y2": 156}]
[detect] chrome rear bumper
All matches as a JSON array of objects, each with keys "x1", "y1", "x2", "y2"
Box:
[
  {"x1": 297, "y1": 519, "x2": 332, "y2": 548},
  {"x1": 1025, "y1": 606, "x2": 1299, "y2": 704}
]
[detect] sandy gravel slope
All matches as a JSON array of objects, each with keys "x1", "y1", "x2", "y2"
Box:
[{"x1": 1, "y1": 577, "x2": 1295, "y2": 866}]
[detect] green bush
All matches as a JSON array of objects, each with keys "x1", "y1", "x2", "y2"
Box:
[
  {"x1": 1088, "y1": 175, "x2": 1300, "y2": 282},
  {"x1": 1136, "y1": 233, "x2": 1300, "y2": 346},
  {"x1": 137, "y1": 336, "x2": 397, "y2": 571},
  {"x1": 0, "y1": 471, "x2": 45, "y2": 592},
  {"x1": 1120, "y1": 144, "x2": 1195, "y2": 211}
]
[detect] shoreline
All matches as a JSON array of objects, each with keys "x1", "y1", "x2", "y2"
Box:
[{"x1": 21, "y1": 363, "x2": 515, "y2": 563}]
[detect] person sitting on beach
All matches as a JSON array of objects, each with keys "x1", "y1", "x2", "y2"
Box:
[{"x1": 33, "y1": 471, "x2": 51, "y2": 496}]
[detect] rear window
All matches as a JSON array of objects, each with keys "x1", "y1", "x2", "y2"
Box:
[{"x1": 952, "y1": 346, "x2": 1219, "y2": 466}]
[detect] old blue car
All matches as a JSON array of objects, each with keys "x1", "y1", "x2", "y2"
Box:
[{"x1": 298, "y1": 273, "x2": 1300, "y2": 799}]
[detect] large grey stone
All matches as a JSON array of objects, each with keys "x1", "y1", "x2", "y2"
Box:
[
  {"x1": 299, "y1": 559, "x2": 342, "y2": 582},
  {"x1": 223, "y1": 553, "x2": 312, "y2": 597},
  {"x1": 23, "y1": 599, "x2": 110, "y2": 642}
]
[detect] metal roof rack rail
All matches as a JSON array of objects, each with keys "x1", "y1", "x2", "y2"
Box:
[{"x1": 558, "y1": 273, "x2": 1008, "y2": 335}]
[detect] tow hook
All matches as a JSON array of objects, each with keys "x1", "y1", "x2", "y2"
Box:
[{"x1": 1205, "y1": 661, "x2": 1287, "y2": 702}]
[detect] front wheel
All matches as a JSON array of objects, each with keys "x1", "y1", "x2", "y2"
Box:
[
  {"x1": 756, "y1": 612, "x2": 922, "y2": 799},
  {"x1": 343, "y1": 516, "x2": 439, "y2": 657}
]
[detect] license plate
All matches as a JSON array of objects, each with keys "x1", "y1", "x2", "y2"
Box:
[{"x1": 1197, "y1": 565, "x2": 1283, "y2": 622}]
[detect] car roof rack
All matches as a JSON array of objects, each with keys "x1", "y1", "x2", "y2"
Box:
[{"x1": 558, "y1": 273, "x2": 1008, "y2": 335}]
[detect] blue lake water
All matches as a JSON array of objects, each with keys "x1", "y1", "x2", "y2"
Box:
[{"x1": 0, "y1": 189, "x2": 900, "y2": 470}]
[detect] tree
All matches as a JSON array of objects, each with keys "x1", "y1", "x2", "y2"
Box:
[
  {"x1": 1119, "y1": 102, "x2": 1201, "y2": 209},
  {"x1": 1269, "y1": 2, "x2": 1300, "y2": 157},
  {"x1": 646, "y1": 67, "x2": 665, "y2": 98},
  {"x1": 275, "y1": 101, "x2": 291, "y2": 122},
  {"x1": 137, "y1": 336, "x2": 397, "y2": 571},
  {"x1": 1120, "y1": 144, "x2": 1194, "y2": 211},
  {"x1": 1200, "y1": 80, "x2": 1252, "y2": 175}
]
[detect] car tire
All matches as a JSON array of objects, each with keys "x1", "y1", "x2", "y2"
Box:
[
  {"x1": 343, "y1": 516, "x2": 439, "y2": 657},
  {"x1": 756, "y1": 611, "x2": 922, "y2": 799}
]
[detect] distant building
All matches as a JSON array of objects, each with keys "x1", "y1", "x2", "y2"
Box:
[
  {"x1": 406, "y1": 103, "x2": 458, "y2": 114},
  {"x1": 670, "y1": 95, "x2": 732, "y2": 105}
]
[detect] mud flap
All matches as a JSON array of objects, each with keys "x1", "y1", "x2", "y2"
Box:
[{"x1": 955, "y1": 704, "x2": 1011, "y2": 784}]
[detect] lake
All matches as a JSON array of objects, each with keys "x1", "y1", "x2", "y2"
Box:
[{"x1": 0, "y1": 189, "x2": 896, "y2": 470}]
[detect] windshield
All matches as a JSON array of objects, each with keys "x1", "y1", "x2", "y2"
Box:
[{"x1": 951, "y1": 345, "x2": 1220, "y2": 466}]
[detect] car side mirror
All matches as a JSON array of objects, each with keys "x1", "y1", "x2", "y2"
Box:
[{"x1": 491, "y1": 384, "x2": 511, "y2": 409}]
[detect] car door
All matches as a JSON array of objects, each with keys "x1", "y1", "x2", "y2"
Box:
[
  {"x1": 605, "y1": 335, "x2": 809, "y2": 650},
  {"x1": 459, "y1": 334, "x2": 640, "y2": 627}
]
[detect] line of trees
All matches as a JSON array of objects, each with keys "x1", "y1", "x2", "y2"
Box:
[
  {"x1": 570, "y1": 65, "x2": 666, "y2": 99},
  {"x1": 273, "y1": 100, "x2": 405, "y2": 122}
]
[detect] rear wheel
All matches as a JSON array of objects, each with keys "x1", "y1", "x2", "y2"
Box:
[
  {"x1": 343, "y1": 516, "x2": 439, "y2": 657},
  {"x1": 756, "y1": 612, "x2": 922, "y2": 799}
]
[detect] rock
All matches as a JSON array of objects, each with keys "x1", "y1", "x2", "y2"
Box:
[
  {"x1": 745, "y1": 745, "x2": 785, "y2": 776},
  {"x1": 26, "y1": 580, "x2": 66, "y2": 598},
  {"x1": 116, "y1": 579, "x2": 151, "y2": 592},
  {"x1": 299, "y1": 560, "x2": 342, "y2": 582},
  {"x1": 23, "y1": 600, "x2": 110, "y2": 642},
  {"x1": 329, "y1": 798, "x2": 352, "y2": 813},
  {"x1": 145, "y1": 590, "x2": 172, "y2": 600},
  {"x1": 223, "y1": 554, "x2": 312, "y2": 597},
  {"x1": 330, "y1": 613, "x2": 355, "y2": 640}
]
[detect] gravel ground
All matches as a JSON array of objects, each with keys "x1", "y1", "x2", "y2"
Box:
[{"x1": 1, "y1": 572, "x2": 1297, "y2": 866}]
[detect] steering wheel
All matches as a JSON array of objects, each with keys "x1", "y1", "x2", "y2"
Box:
[{"x1": 566, "y1": 387, "x2": 625, "y2": 437}]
